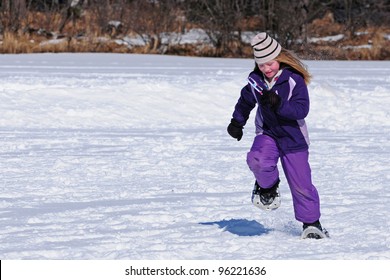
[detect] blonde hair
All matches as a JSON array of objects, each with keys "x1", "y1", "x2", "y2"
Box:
[{"x1": 276, "y1": 48, "x2": 312, "y2": 84}]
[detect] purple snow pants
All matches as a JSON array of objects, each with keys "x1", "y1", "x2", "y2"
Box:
[{"x1": 246, "y1": 134, "x2": 320, "y2": 223}]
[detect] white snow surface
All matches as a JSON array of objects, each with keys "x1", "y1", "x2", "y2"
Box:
[{"x1": 0, "y1": 53, "x2": 389, "y2": 260}]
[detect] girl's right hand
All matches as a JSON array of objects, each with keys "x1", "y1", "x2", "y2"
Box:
[{"x1": 227, "y1": 119, "x2": 243, "y2": 141}]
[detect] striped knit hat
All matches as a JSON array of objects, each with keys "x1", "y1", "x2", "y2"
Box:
[{"x1": 251, "y1": 33, "x2": 281, "y2": 64}]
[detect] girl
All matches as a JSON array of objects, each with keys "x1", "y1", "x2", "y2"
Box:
[{"x1": 227, "y1": 33, "x2": 328, "y2": 239}]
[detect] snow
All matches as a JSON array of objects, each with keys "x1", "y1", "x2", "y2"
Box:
[
  {"x1": 342, "y1": 44, "x2": 372, "y2": 50},
  {"x1": 0, "y1": 53, "x2": 389, "y2": 260},
  {"x1": 308, "y1": 34, "x2": 344, "y2": 43},
  {"x1": 32, "y1": 28, "x2": 388, "y2": 52}
]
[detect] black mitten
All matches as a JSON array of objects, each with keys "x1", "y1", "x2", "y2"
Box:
[
  {"x1": 227, "y1": 119, "x2": 243, "y2": 141},
  {"x1": 260, "y1": 90, "x2": 281, "y2": 110}
]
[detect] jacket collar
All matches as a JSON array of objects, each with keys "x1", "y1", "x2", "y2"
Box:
[
  {"x1": 259, "y1": 67, "x2": 295, "y2": 89},
  {"x1": 263, "y1": 69, "x2": 283, "y2": 89}
]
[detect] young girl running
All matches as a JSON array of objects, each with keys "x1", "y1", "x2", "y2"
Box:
[{"x1": 227, "y1": 32, "x2": 328, "y2": 239}]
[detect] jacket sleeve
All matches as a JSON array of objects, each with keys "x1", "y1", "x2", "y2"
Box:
[
  {"x1": 277, "y1": 75, "x2": 310, "y2": 120},
  {"x1": 231, "y1": 84, "x2": 257, "y2": 126}
]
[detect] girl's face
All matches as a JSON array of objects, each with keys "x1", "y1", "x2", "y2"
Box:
[{"x1": 257, "y1": 60, "x2": 280, "y2": 80}]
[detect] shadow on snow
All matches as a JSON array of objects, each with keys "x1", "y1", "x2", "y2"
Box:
[{"x1": 199, "y1": 219, "x2": 271, "y2": 237}]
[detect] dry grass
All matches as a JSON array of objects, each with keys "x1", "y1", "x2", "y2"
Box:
[
  {"x1": 1, "y1": 32, "x2": 35, "y2": 54},
  {"x1": 0, "y1": 11, "x2": 389, "y2": 60}
]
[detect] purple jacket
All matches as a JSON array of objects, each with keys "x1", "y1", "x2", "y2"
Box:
[{"x1": 232, "y1": 68, "x2": 310, "y2": 153}]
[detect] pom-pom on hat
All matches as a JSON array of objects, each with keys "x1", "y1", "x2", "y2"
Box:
[{"x1": 251, "y1": 33, "x2": 281, "y2": 64}]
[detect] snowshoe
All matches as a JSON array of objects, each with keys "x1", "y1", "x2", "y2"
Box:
[
  {"x1": 301, "y1": 221, "x2": 329, "y2": 239},
  {"x1": 251, "y1": 180, "x2": 281, "y2": 211}
]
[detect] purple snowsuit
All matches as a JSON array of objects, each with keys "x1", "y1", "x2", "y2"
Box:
[{"x1": 232, "y1": 68, "x2": 320, "y2": 223}]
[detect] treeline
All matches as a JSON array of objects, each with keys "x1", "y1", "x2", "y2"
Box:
[{"x1": 1, "y1": 0, "x2": 389, "y2": 59}]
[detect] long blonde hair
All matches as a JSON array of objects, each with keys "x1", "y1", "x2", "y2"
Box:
[{"x1": 276, "y1": 48, "x2": 312, "y2": 84}]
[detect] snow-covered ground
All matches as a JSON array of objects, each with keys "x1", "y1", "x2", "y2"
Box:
[{"x1": 0, "y1": 53, "x2": 389, "y2": 260}]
